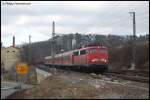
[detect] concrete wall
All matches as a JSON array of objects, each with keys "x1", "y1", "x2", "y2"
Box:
[
  {"x1": 1, "y1": 47, "x2": 21, "y2": 71},
  {"x1": 1, "y1": 47, "x2": 5, "y2": 65},
  {"x1": 36, "y1": 68, "x2": 51, "y2": 83}
]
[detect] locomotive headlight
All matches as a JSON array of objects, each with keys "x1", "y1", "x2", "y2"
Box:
[
  {"x1": 92, "y1": 58, "x2": 107, "y2": 62},
  {"x1": 100, "y1": 59, "x2": 107, "y2": 62},
  {"x1": 91, "y1": 58, "x2": 99, "y2": 62}
]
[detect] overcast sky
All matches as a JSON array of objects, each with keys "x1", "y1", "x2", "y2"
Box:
[{"x1": 1, "y1": 1, "x2": 149, "y2": 47}]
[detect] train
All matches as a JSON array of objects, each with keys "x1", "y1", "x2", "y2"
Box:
[{"x1": 44, "y1": 44, "x2": 108, "y2": 72}]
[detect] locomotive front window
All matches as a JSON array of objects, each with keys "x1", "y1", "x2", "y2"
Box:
[
  {"x1": 80, "y1": 50, "x2": 86, "y2": 55},
  {"x1": 100, "y1": 48, "x2": 107, "y2": 54},
  {"x1": 89, "y1": 49, "x2": 96, "y2": 54}
]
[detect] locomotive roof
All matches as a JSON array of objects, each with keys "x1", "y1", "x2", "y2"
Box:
[
  {"x1": 45, "y1": 45, "x2": 107, "y2": 59},
  {"x1": 80, "y1": 45, "x2": 107, "y2": 50}
]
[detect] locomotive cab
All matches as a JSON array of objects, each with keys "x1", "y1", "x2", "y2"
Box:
[
  {"x1": 86, "y1": 46, "x2": 108, "y2": 72},
  {"x1": 87, "y1": 47, "x2": 108, "y2": 64}
]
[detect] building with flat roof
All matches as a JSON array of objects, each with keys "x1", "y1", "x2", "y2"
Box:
[{"x1": 1, "y1": 36, "x2": 21, "y2": 71}]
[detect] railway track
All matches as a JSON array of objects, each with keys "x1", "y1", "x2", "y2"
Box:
[
  {"x1": 103, "y1": 72, "x2": 149, "y2": 83},
  {"x1": 36, "y1": 65, "x2": 149, "y2": 83},
  {"x1": 107, "y1": 69, "x2": 149, "y2": 77},
  {"x1": 104, "y1": 69, "x2": 149, "y2": 83}
]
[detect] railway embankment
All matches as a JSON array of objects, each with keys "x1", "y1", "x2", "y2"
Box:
[{"x1": 7, "y1": 67, "x2": 149, "y2": 99}]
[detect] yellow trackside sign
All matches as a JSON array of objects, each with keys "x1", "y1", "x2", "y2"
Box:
[{"x1": 16, "y1": 63, "x2": 28, "y2": 74}]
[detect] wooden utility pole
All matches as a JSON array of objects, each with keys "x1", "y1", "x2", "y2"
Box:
[{"x1": 129, "y1": 12, "x2": 136, "y2": 69}]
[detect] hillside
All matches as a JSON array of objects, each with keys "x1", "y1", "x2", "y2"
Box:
[{"x1": 19, "y1": 33, "x2": 149, "y2": 70}]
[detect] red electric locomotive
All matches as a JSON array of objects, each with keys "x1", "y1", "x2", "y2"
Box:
[{"x1": 45, "y1": 44, "x2": 108, "y2": 72}]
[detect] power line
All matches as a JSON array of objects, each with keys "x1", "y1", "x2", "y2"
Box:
[
  {"x1": 89, "y1": 4, "x2": 134, "y2": 28},
  {"x1": 57, "y1": 1, "x2": 148, "y2": 34},
  {"x1": 96, "y1": 1, "x2": 147, "y2": 25},
  {"x1": 99, "y1": 11, "x2": 147, "y2": 28},
  {"x1": 97, "y1": 1, "x2": 136, "y2": 21},
  {"x1": 95, "y1": 10, "x2": 147, "y2": 29},
  {"x1": 96, "y1": 1, "x2": 121, "y2": 20}
]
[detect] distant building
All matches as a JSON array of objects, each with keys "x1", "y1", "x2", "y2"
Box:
[
  {"x1": 1, "y1": 36, "x2": 21, "y2": 71},
  {"x1": 72, "y1": 38, "x2": 76, "y2": 49},
  {"x1": 1, "y1": 47, "x2": 5, "y2": 66}
]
